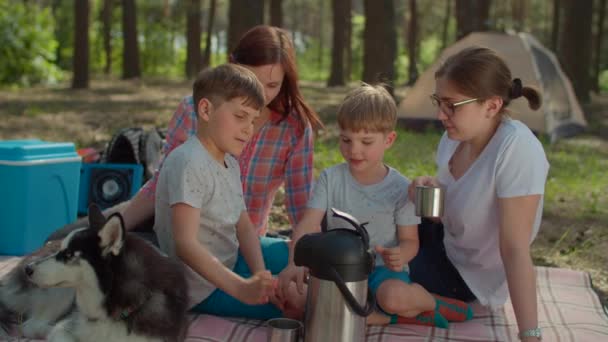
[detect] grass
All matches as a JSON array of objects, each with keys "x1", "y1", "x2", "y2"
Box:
[{"x1": 0, "y1": 78, "x2": 606, "y2": 307}]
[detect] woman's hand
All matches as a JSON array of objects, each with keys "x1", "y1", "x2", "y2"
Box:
[
  {"x1": 236, "y1": 270, "x2": 275, "y2": 305},
  {"x1": 407, "y1": 176, "x2": 440, "y2": 202}
]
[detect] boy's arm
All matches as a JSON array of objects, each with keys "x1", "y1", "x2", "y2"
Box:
[
  {"x1": 172, "y1": 203, "x2": 245, "y2": 297},
  {"x1": 287, "y1": 207, "x2": 326, "y2": 265},
  {"x1": 376, "y1": 224, "x2": 420, "y2": 272},
  {"x1": 235, "y1": 210, "x2": 265, "y2": 274}
]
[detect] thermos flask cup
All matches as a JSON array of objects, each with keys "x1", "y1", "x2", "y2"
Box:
[{"x1": 415, "y1": 185, "x2": 445, "y2": 217}]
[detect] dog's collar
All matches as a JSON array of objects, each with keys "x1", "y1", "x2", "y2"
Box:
[{"x1": 111, "y1": 293, "x2": 151, "y2": 321}]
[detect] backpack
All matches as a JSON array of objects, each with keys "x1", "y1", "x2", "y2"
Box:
[{"x1": 101, "y1": 127, "x2": 166, "y2": 182}]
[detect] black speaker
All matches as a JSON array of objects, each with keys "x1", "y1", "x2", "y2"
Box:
[{"x1": 78, "y1": 163, "x2": 143, "y2": 215}]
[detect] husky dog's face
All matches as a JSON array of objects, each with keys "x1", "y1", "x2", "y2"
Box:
[{"x1": 25, "y1": 204, "x2": 125, "y2": 291}]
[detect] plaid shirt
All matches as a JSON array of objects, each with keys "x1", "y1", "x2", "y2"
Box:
[{"x1": 142, "y1": 96, "x2": 314, "y2": 235}]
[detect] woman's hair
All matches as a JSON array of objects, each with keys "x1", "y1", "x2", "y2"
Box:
[
  {"x1": 230, "y1": 25, "x2": 323, "y2": 129},
  {"x1": 337, "y1": 83, "x2": 396, "y2": 133},
  {"x1": 435, "y1": 47, "x2": 542, "y2": 113}
]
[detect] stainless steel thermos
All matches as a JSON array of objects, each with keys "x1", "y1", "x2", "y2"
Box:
[{"x1": 294, "y1": 208, "x2": 375, "y2": 342}]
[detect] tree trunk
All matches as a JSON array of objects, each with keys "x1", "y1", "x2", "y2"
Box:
[
  {"x1": 559, "y1": 0, "x2": 593, "y2": 103},
  {"x1": 440, "y1": 0, "x2": 452, "y2": 51},
  {"x1": 362, "y1": 0, "x2": 397, "y2": 91},
  {"x1": 344, "y1": 0, "x2": 352, "y2": 82},
  {"x1": 317, "y1": 0, "x2": 325, "y2": 72},
  {"x1": 122, "y1": 0, "x2": 141, "y2": 79},
  {"x1": 328, "y1": 0, "x2": 349, "y2": 86},
  {"x1": 407, "y1": 0, "x2": 418, "y2": 85},
  {"x1": 551, "y1": 0, "x2": 561, "y2": 52},
  {"x1": 72, "y1": 0, "x2": 89, "y2": 89},
  {"x1": 455, "y1": 0, "x2": 491, "y2": 40},
  {"x1": 227, "y1": 0, "x2": 264, "y2": 53},
  {"x1": 203, "y1": 0, "x2": 216, "y2": 68},
  {"x1": 186, "y1": 0, "x2": 202, "y2": 78},
  {"x1": 269, "y1": 0, "x2": 282, "y2": 27},
  {"x1": 101, "y1": 0, "x2": 113, "y2": 75},
  {"x1": 511, "y1": 0, "x2": 527, "y2": 32},
  {"x1": 593, "y1": 0, "x2": 606, "y2": 92}
]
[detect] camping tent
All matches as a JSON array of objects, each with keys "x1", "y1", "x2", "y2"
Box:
[{"x1": 397, "y1": 31, "x2": 587, "y2": 142}]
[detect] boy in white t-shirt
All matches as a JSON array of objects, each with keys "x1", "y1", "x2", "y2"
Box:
[
  {"x1": 154, "y1": 64, "x2": 304, "y2": 320},
  {"x1": 278, "y1": 84, "x2": 473, "y2": 328}
]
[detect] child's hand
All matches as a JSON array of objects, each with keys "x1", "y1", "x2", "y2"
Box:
[
  {"x1": 375, "y1": 245, "x2": 406, "y2": 272},
  {"x1": 237, "y1": 270, "x2": 274, "y2": 305},
  {"x1": 277, "y1": 264, "x2": 308, "y2": 302}
]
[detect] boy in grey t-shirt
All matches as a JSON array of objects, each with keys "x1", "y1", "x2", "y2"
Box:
[
  {"x1": 154, "y1": 64, "x2": 303, "y2": 320},
  {"x1": 278, "y1": 84, "x2": 473, "y2": 328}
]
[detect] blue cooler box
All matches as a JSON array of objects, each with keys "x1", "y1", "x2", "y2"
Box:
[{"x1": 0, "y1": 140, "x2": 81, "y2": 255}]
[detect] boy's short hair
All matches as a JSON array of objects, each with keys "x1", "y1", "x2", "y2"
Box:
[
  {"x1": 192, "y1": 64, "x2": 265, "y2": 115},
  {"x1": 337, "y1": 83, "x2": 397, "y2": 133}
]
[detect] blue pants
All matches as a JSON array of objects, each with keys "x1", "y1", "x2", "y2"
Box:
[
  {"x1": 191, "y1": 236, "x2": 288, "y2": 320},
  {"x1": 368, "y1": 266, "x2": 412, "y2": 314}
]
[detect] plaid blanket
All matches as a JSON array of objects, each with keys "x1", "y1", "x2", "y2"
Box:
[{"x1": 1, "y1": 256, "x2": 607, "y2": 341}]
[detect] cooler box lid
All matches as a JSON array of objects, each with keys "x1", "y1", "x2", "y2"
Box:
[{"x1": 0, "y1": 139, "x2": 80, "y2": 164}]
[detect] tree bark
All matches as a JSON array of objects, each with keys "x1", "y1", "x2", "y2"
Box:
[
  {"x1": 407, "y1": 0, "x2": 418, "y2": 85},
  {"x1": 72, "y1": 0, "x2": 89, "y2": 89},
  {"x1": 328, "y1": 0, "x2": 349, "y2": 86},
  {"x1": 317, "y1": 0, "x2": 325, "y2": 72},
  {"x1": 227, "y1": 0, "x2": 264, "y2": 53},
  {"x1": 203, "y1": 0, "x2": 216, "y2": 68},
  {"x1": 101, "y1": 0, "x2": 113, "y2": 75},
  {"x1": 559, "y1": 0, "x2": 593, "y2": 103},
  {"x1": 455, "y1": 0, "x2": 491, "y2": 40},
  {"x1": 593, "y1": 0, "x2": 606, "y2": 92},
  {"x1": 511, "y1": 0, "x2": 527, "y2": 31},
  {"x1": 122, "y1": 0, "x2": 141, "y2": 79},
  {"x1": 551, "y1": 0, "x2": 561, "y2": 52},
  {"x1": 344, "y1": 0, "x2": 352, "y2": 82},
  {"x1": 269, "y1": 0, "x2": 283, "y2": 27},
  {"x1": 362, "y1": 0, "x2": 397, "y2": 91},
  {"x1": 440, "y1": 0, "x2": 452, "y2": 51},
  {"x1": 186, "y1": 0, "x2": 202, "y2": 78}
]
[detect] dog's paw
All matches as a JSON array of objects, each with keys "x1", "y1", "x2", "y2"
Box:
[{"x1": 19, "y1": 319, "x2": 53, "y2": 339}]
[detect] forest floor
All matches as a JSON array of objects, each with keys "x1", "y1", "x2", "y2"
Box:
[{"x1": 1, "y1": 77, "x2": 606, "y2": 308}]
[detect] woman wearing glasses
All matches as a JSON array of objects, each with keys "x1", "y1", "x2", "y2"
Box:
[{"x1": 407, "y1": 47, "x2": 548, "y2": 342}]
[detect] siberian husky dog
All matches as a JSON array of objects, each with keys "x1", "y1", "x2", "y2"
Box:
[{"x1": 1, "y1": 204, "x2": 189, "y2": 341}]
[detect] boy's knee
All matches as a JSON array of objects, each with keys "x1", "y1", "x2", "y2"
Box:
[{"x1": 376, "y1": 280, "x2": 410, "y2": 314}]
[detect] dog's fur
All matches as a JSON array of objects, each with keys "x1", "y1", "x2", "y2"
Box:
[{"x1": 0, "y1": 204, "x2": 189, "y2": 341}]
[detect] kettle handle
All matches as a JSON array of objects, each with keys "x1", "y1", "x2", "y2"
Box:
[
  {"x1": 329, "y1": 208, "x2": 370, "y2": 249},
  {"x1": 328, "y1": 266, "x2": 375, "y2": 317}
]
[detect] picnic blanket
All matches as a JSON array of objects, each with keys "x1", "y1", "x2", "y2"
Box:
[{"x1": 1, "y1": 256, "x2": 607, "y2": 341}]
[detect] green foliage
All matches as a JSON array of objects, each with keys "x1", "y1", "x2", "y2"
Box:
[
  {"x1": 600, "y1": 70, "x2": 608, "y2": 93},
  {"x1": 543, "y1": 140, "x2": 608, "y2": 220},
  {"x1": 0, "y1": 1, "x2": 63, "y2": 86}
]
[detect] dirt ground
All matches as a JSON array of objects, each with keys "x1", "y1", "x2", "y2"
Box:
[{"x1": 1, "y1": 78, "x2": 606, "y2": 307}]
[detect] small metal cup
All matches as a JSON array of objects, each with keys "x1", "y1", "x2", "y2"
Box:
[
  {"x1": 415, "y1": 186, "x2": 445, "y2": 218},
  {"x1": 266, "y1": 318, "x2": 303, "y2": 342}
]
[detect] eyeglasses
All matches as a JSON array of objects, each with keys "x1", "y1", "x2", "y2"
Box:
[{"x1": 430, "y1": 94, "x2": 479, "y2": 117}]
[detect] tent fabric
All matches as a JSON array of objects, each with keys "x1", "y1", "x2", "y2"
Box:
[{"x1": 397, "y1": 31, "x2": 587, "y2": 142}]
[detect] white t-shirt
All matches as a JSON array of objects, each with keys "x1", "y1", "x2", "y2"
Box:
[
  {"x1": 436, "y1": 119, "x2": 549, "y2": 308},
  {"x1": 307, "y1": 163, "x2": 420, "y2": 267},
  {"x1": 154, "y1": 136, "x2": 245, "y2": 308}
]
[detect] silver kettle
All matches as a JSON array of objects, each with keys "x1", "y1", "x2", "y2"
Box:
[{"x1": 294, "y1": 208, "x2": 375, "y2": 342}]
